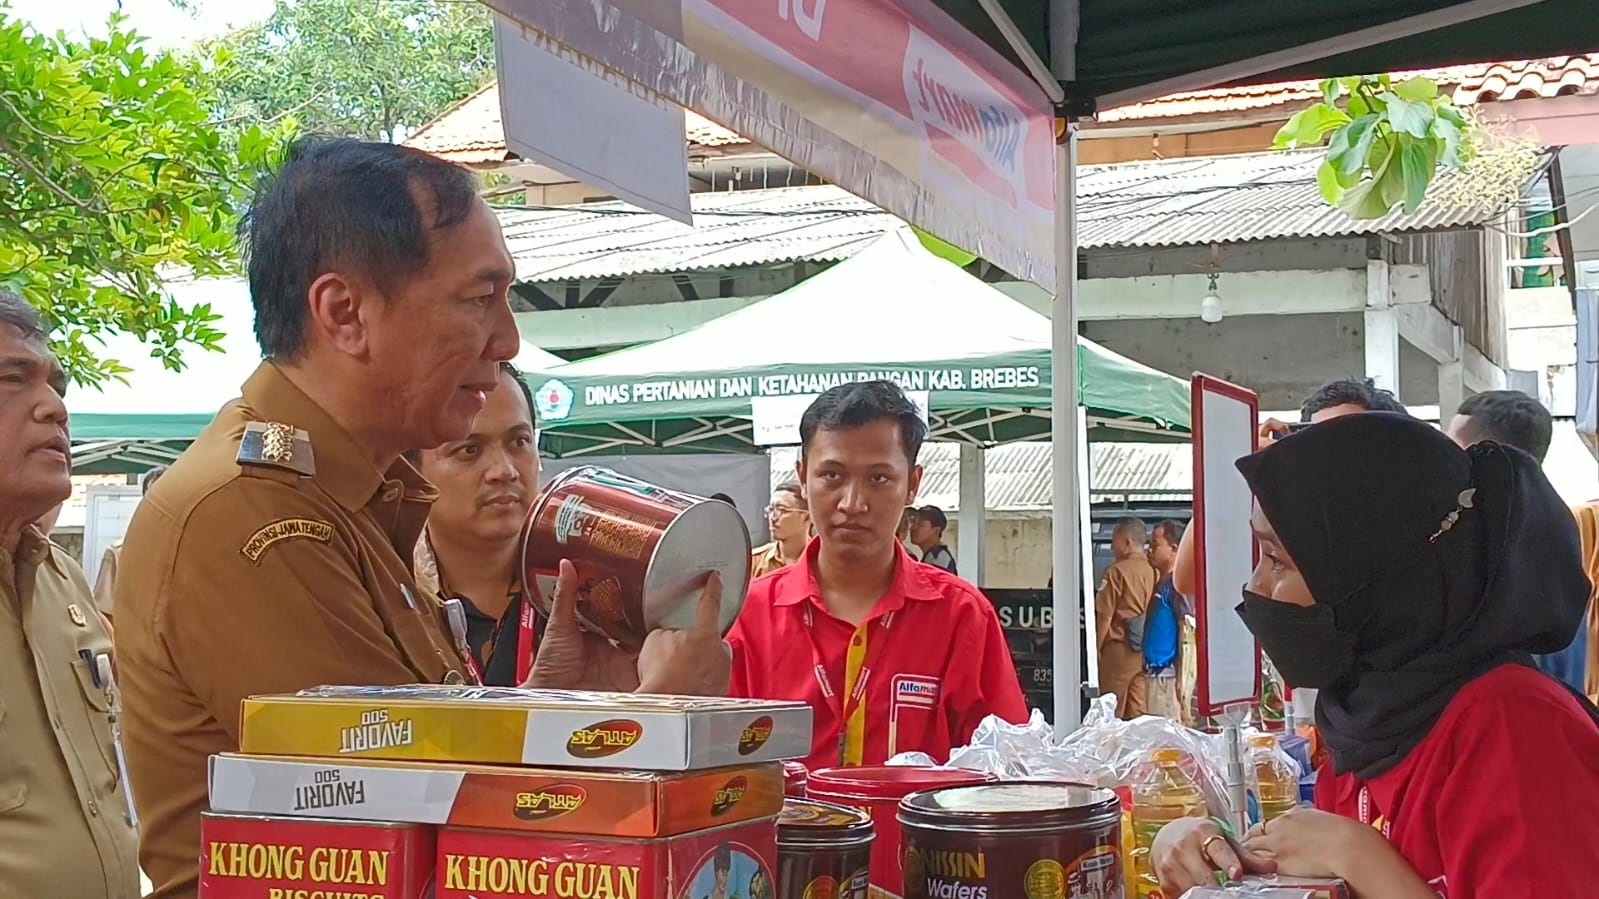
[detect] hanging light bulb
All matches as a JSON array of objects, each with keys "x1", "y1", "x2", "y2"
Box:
[{"x1": 1200, "y1": 272, "x2": 1223, "y2": 324}]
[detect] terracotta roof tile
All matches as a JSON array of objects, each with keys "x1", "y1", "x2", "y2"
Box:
[
  {"x1": 1095, "y1": 54, "x2": 1599, "y2": 125},
  {"x1": 404, "y1": 82, "x2": 750, "y2": 164}
]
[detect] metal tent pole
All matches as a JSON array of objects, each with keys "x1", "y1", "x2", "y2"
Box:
[{"x1": 1050, "y1": 127, "x2": 1084, "y2": 733}]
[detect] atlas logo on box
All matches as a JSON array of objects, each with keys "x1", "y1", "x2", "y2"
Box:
[
  {"x1": 565, "y1": 719, "x2": 644, "y2": 759},
  {"x1": 513, "y1": 784, "x2": 587, "y2": 822}
]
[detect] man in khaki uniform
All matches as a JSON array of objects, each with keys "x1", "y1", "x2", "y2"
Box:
[
  {"x1": 1095, "y1": 517, "x2": 1158, "y2": 718},
  {"x1": 90, "y1": 464, "x2": 165, "y2": 620},
  {"x1": 0, "y1": 289, "x2": 140, "y2": 898},
  {"x1": 116, "y1": 140, "x2": 731, "y2": 899}
]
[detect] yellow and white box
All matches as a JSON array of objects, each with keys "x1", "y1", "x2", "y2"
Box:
[{"x1": 238, "y1": 685, "x2": 813, "y2": 770}]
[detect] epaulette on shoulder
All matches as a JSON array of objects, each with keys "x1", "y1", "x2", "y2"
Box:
[{"x1": 237, "y1": 421, "x2": 316, "y2": 477}]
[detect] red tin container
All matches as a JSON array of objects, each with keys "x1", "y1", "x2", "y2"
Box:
[
  {"x1": 784, "y1": 761, "x2": 810, "y2": 799},
  {"x1": 777, "y1": 799, "x2": 873, "y2": 899},
  {"x1": 898, "y1": 782, "x2": 1123, "y2": 899},
  {"x1": 435, "y1": 816, "x2": 777, "y2": 899},
  {"x1": 198, "y1": 811, "x2": 434, "y2": 899},
  {"x1": 521, "y1": 465, "x2": 750, "y2": 652},
  {"x1": 807, "y1": 766, "x2": 993, "y2": 899}
]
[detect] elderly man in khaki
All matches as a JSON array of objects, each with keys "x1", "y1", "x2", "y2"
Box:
[
  {"x1": 115, "y1": 139, "x2": 732, "y2": 899},
  {"x1": 0, "y1": 289, "x2": 140, "y2": 898}
]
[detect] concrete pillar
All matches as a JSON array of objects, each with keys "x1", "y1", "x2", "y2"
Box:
[
  {"x1": 1365, "y1": 259, "x2": 1401, "y2": 396},
  {"x1": 956, "y1": 443, "x2": 985, "y2": 584},
  {"x1": 1438, "y1": 361, "x2": 1466, "y2": 423}
]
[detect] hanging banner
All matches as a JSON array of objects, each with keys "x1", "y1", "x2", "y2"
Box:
[
  {"x1": 492, "y1": 13, "x2": 692, "y2": 223},
  {"x1": 484, "y1": 0, "x2": 1057, "y2": 288}
]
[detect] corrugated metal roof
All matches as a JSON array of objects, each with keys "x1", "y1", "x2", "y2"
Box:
[
  {"x1": 1074, "y1": 149, "x2": 1496, "y2": 248},
  {"x1": 499, "y1": 187, "x2": 901, "y2": 282},
  {"x1": 766, "y1": 442, "x2": 1191, "y2": 512},
  {"x1": 499, "y1": 149, "x2": 1497, "y2": 280}
]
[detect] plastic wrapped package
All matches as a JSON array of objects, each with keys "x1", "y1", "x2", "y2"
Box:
[
  {"x1": 1180, "y1": 887, "x2": 1314, "y2": 898},
  {"x1": 1181, "y1": 876, "x2": 1349, "y2": 899},
  {"x1": 890, "y1": 698, "x2": 1306, "y2": 828}
]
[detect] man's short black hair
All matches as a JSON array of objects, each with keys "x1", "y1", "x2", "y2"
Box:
[
  {"x1": 714, "y1": 842, "x2": 731, "y2": 873},
  {"x1": 773, "y1": 482, "x2": 803, "y2": 501},
  {"x1": 1299, "y1": 377, "x2": 1407, "y2": 421},
  {"x1": 1153, "y1": 519, "x2": 1186, "y2": 546},
  {"x1": 500, "y1": 361, "x2": 536, "y2": 425},
  {"x1": 710, "y1": 492, "x2": 736, "y2": 507},
  {"x1": 799, "y1": 380, "x2": 927, "y2": 463},
  {"x1": 1456, "y1": 390, "x2": 1553, "y2": 462},
  {"x1": 240, "y1": 138, "x2": 482, "y2": 359},
  {"x1": 1112, "y1": 516, "x2": 1148, "y2": 542},
  {"x1": 915, "y1": 505, "x2": 948, "y2": 531}
]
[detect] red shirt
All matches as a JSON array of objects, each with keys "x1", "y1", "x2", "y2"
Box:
[
  {"x1": 1316, "y1": 664, "x2": 1599, "y2": 897},
  {"x1": 728, "y1": 539, "x2": 1028, "y2": 771}
]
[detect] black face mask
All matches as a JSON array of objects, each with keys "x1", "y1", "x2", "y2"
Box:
[{"x1": 1235, "y1": 590, "x2": 1358, "y2": 689}]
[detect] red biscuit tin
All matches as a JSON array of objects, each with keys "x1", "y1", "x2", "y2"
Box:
[
  {"x1": 199, "y1": 811, "x2": 434, "y2": 899},
  {"x1": 435, "y1": 816, "x2": 777, "y2": 899},
  {"x1": 807, "y1": 767, "x2": 993, "y2": 899},
  {"x1": 522, "y1": 466, "x2": 750, "y2": 652}
]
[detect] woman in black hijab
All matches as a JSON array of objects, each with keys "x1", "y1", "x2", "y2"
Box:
[{"x1": 1153, "y1": 413, "x2": 1599, "y2": 896}]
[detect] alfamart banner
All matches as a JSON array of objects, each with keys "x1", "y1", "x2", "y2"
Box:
[
  {"x1": 530, "y1": 362, "x2": 1048, "y2": 426},
  {"x1": 485, "y1": 0, "x2": 1058, "y2": 288}
]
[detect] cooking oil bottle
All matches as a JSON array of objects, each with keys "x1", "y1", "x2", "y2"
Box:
[
  {"x1": 1248, "y1": 733, "x2": 1300, "y2": 823},
  {"x1": 1130, "y1": 748, "x2": 1208, "y2": 899}
]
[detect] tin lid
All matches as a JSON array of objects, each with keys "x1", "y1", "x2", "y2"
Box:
[
  {"x1": 807, "y1": 765, "x2": 993, "y2": 801},
  {"x1": 898, "y1": 782, "x2": 1120, "y2": 832},
  {"x1": 777, "y1": 799, "x2": 874, "y2": 847},
  {"x1": 647, "y1": 498, "x2": 751, "y2": 634}
]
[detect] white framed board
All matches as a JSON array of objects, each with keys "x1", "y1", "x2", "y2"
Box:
[{"x1": 1191, "y1": 374, "x2": 1262, "y2": 715}]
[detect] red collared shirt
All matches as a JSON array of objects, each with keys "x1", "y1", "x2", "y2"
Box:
[{"x1": 728, "y1": 539, "x2": 1027, "y2": 770}]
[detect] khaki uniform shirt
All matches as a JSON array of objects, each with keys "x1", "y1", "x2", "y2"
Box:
[
  {"x1": 0, "y1": 527, "x2": 140, "y2": 898},
  {"x1": 750, "y1": 541, "x2": 789, "y2": 579},
  {"x1": 92, "y1": 542, "x2": 120, "y2": 617},
  {"x1": 1094, "y1": 557, "x2": 1158, "y2": 718},
  {"x1": 1577, "y1": 502, "x2": 1598, "y2": 704},
  {"x1": 115, "y1": 362, "x2": 467, "y2": 899}
]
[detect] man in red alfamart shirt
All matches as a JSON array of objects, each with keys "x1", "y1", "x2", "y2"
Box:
[{"x1": 728, "y1": 380, "x2": 1027, "y2": 770}]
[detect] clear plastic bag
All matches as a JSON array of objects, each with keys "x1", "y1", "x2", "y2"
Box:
[{"x1": 920, "y1": 698, "x2": 1304, "y2": 825}]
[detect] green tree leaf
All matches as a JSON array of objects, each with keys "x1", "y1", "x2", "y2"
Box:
[
  {"x1": 1397, "y1": 138, "x2": 1436, "y2": 213},
  {"x1": 1393, "y1": 77, "x2": 1439, "y2": 102},
  {"x1": 0, "y1": 10, "x2": 291, "y2": 386},
  {"x1": 194, "y1": 0, "x2": 494, "y2": 143},
  {"x1": 1383, "y1": 95, "x2": 1435, "y2": 139}
]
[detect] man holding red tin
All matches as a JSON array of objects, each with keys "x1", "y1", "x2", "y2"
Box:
[{"x1": 728, "y1": 380, "x2": 1027, "y2": 769}]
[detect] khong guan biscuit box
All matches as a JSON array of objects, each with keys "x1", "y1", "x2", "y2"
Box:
[
  {"x1": 198, "y1": 811, "x2": 433, "y2": 899},
  {"x1": 238, "y1": 685, "x2": 812, "y2": 770},
  {"x1": 208, "y1": 753, "x2": 784, "y2": 837},
  {"x1": 434, "y1": 816, "x2": 777, "y2": 899}
]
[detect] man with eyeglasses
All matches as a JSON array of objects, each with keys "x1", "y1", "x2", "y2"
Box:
[{"x1": 751, "y1": 482, "x2": 810, "y2": 578}]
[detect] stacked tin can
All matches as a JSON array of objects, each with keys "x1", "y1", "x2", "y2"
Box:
[{"x1": 200, "y1": 684, "x2": 816, "y2": 898}]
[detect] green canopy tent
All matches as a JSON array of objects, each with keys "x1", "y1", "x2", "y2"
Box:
[
  {"x1": 522, "y1": 229, "x2": 1189, "y2": 458},
  {"x1": 66, "y1": 277, "x2": 567, "y2": 474}
]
